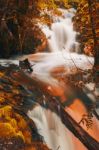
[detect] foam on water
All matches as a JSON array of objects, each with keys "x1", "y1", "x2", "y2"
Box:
[
  {"x1": 1, "y1": 8, "x2": 98, "y2": 150},
  {"x1": 28, "y1": 106, "x2": 87, "y2": 150}
]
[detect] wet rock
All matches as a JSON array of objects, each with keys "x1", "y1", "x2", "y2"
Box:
[{"x1": 22, "y1": 24, "x2": 47, "y2": 54}]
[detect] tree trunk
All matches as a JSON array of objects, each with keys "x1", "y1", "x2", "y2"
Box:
[
  {"x1": 10, "y1": 70, "x2": 99, "y2": 150},
  {"x1": 88, "y1": 0, "x2": 99, "y2": 67},
  {"x1": 46, "y1": 97, "x2": 99, "y2": 150}
]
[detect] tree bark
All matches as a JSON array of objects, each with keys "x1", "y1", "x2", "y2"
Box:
[
  {"x1": 10, "y1": 69, "x2": 99, "y2": 150},
  {"x1": 87, "y1": 0, "x2": 99, "y2": 67},
  {"x1": 46, "y1": 97, "x2": 99, "y2": 150}
]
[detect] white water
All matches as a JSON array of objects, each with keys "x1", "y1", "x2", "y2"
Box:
[
  {"x1": 0, "y1": 8, "x2": 98, "y2": 150},
  {"x1": 24, "y1": 8, "x2": 93, "y2": 86},
  {"x1": 28, "y1": 106, "x2": 87, "y2": 150},
  {"x1": 41, "y1": 9, "x2": 79, "y2": 53},
  {"x1": 28, "y1": 106, "x2": 74, "y2": 150},
  {"x1": 26, "y1": 52, "x2": 93, "y2": 86},
  {"x1": 25, "y1": 9, "x2": 99, "y2": 150},
  {"x1": 26, "y1": 9, "x2": 99, "y2": 150}
]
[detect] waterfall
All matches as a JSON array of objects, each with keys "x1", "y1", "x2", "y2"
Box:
[
  {"x1": 42, "y1": 8, "x2": 80, "y2": 53},
  {"x1": 24, "y1": 9, "x2": 99, "y2": 150},
  {"x1": 1, "y1": 8, "x2": 97, "y2": 150},
  {"x1": 27, "y1": 106, "x2": 87, "y2": 150}
]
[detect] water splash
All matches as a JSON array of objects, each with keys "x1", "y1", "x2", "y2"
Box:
[
  {"x1": 25, "y1": 9, "x2": 99, "y2": 150},
  {"x1": 41, "y1": 9, "x2": 79, "y2": 53},
  {"x1": 0, "y1": 8, "x2": 98, "y2": 150},
  {"x1": 28, "y1": 106, "x2": 87, "y2": 150}
]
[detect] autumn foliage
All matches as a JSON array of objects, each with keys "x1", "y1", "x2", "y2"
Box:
[
  {"x1": 73, "y1": 0, "x2": 99, "y2": 57},
  {"x1": 0, "y1": 65, "x2": 50, "y2": 150}
]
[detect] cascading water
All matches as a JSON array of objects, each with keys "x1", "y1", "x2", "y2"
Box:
[
  {"x1": 51, "y1": 19, "x2": 77, "y2": 52},
  {"x1": 2, "y1": 8, "x2": 98, "y2": 150},
  {"x1": 25, "y1": 9, "x2": 93, "y2": 85},
  {"x1": 28, "y1": 106, "x2": 74, "y2": 150},
  {"x1": 25, "y1": 9, "x2": 99, "y2": 150},
  {"x1": 42, "y1": 9, "x2": 80, "y2": 53},
  {"x1": 28, "y1": 106, "x2": 87, "y2": 150}
]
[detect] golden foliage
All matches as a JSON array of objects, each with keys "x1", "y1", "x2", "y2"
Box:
[
  {"x1": 0, "y1": 104, "x2": 51, "y2": 149},
  {"x1": 0, "y1": 105, "x2": 31, "y2": 143},
  {"x1": 73, "y1": 0, "x2": 99, "y2": 55},
  {"x1": 0, "y1": 66, "x2": 50, "y2": 150}
]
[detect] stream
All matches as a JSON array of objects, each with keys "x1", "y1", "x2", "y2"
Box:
[
  {"x1": 26, "y1": 9, "x2": 99, "y2": 150},
  {"x1": 0, "y1": 8, "x2": 99, "y2": 150}
]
